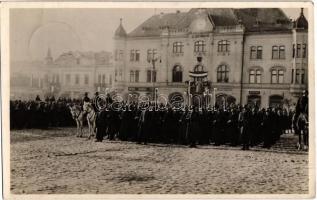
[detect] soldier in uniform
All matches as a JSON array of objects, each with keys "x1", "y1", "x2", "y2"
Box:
[
  {"x1": 137, "y1": 107, "x2": 148, "y2": 144},
  {"x1": 239, "y1": 106, "x2": 251, "y2": 150},
  {"x1": 188, "y1": 106, "x2": 200, "y2": 148}
]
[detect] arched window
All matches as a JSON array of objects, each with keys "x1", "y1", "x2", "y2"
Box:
[
  {"x1": 218, "y1": 40, "x2": 230, "y2": 52},
  {"x1": 194, "y1": 40, "x2": 205, "y2": 52},
  {"x1": 172, "y1": 65, "x2": 183, "y2": 82},
  {"x1": 249, "y1": 68, "x2": 262, "y2": 83},
  {"x1": 217, "y1": 65, "x2": 229, "y2": 83},
  {"x1": 173, "y1": 42, "x2": 184, "y2": 53}
]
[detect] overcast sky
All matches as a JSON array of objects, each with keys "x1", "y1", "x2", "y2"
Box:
[{"x1": 10, "y1": 8, "x2": 308, "y2": 62}]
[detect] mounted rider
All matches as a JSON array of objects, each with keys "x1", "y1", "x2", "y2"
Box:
[
  {"x1": 82, "y1": 92, "x2": 91, "y2": 112},
  {"x1": 295, "y1": 90, "x2": 308, "y2": 117},
  {"x1": 294, "y1": 90, "x2": 309, "y2": 150}
]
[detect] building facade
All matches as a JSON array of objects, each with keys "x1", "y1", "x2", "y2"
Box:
[
  {"x1": 10, "y1": 50, "x2": 114, "y2": 100},
  {"x1": 113, "y1": 8, "x2": 308, "y2": 108}
]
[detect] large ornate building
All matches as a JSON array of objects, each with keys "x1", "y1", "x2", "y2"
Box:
[
  {"x1": 11, "y1": 50, "x2": 113, "y2": 100},
  {"x1": 113, "y1": 8, "x2": 308, "y2": 108}
]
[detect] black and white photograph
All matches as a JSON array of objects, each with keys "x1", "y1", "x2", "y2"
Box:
[{"x1": 2, "y1": 2, "x2": 314, "y2": 198}]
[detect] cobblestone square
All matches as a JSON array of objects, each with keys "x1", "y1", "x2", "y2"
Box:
[{"x1": 10, "y1": 128, "x2": 309, "y2": 194}]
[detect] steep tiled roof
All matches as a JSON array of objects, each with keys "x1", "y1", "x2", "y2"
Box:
[
  {"x1": 126, "y1": 8, "x2": 293, "y2": 37},
  {"x1": 128, "y1": 12, "x2": 188, "y2": 37},
  {"x1": 233, "y1": 8, "x2": 292, "y2": 32},
  {"x1": 206, "y1": 8, "x2": 239, "y2": 26}
]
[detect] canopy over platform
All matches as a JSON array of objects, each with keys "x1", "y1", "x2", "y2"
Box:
[{"x1": 189, "y1": 71, "x2": 208, "y2": 78}]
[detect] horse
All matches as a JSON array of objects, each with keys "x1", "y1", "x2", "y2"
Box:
[
  {"x1": 294, "y1": 112, "x2": 309, "y2": 150},
  {"x1": 83, "y1": 102, "x2": 97, "y2": 140},
  {"x1": 68, "y1": 104, "x2": 84, "y2": 137}
]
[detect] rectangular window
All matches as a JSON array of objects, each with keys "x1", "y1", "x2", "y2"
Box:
[
  {"x1": 152, "y1": 49, "x2": 157, "y2": 59},
  {"x1": 279, "y1": 46, "x2": 285, "y2": 59},
  {"x1": 302, "y1": 44, "x2": 307, "y2": 58},
  {"x1": 119, "y1": 50, "x2": 124, "y2": 60},
  {"x1": 115, "y1": 70, "x2": 118, "y2": 82},
  {"x1": 291, "y1": 69, "x2": 294, "y2": 83},
  {"x1": 98, "y1": 74, "x2": 101, "y2": 84},
  {"x1": 153, "y1": 71, "x2": 157, "y2": 82},
  {"x1": 272, "y1": 46, "x2": 279, "y2": 59},
  {"x1": 84, "y1": 74, "x2": 89, "y2": 85},
  {"x1": 295, "y1": 69, "x2": 300, "y2": 83},
  {"x1": 296, "y1": 44, "x2": 301, "y2": 58},
  {"x1": 271, "y1": 70, "x2": 277, "y2": 83},
  {"x1": 250, "y1": 46, "x2": 257, "y2": 59},
  {"x1": 256, "y1": 70, "x2": 261, "y2": 83},
  {"x1": 130, "y1": 71, "x2": 135, "y2": 82},
  {"x1": 147, "y1": 70, "x2": 151, "y2": 82},
  {"x1": 301, "y1": 69, "x2": 305, "y2": 84},
  {"x1": 130, "y1": 50, "x2": 135, "y2": 61},
  {"x1": 75, "y1": 74, "x2": 80, "y2": 84},
  {"x1": 278, "y1": 70, "x2": 284, "y2": 83},
  {"x1": 249, "y1": 69, "x2": 255, "y2": 83},
  {"x1": 257, "y1": 46, "x2": 262, "y2": 59},
  {"x1": 135, "y1": 70, "x2": 139, "y2": 82},
  {"x1": 135, "y1": 50, "x2": 140, "y2": 61},
  {"x1": 147, "y1": 49, "x2": 152, "y2": 61}
]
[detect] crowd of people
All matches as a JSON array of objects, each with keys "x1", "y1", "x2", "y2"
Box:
[
  {"x1": 94, "y1": 103, "x2": 293, "y2": 149},
  {"x1": 10, "y1": 97, "x2": 77, "y2": 129},
  {"x1": 10, "y1": 95, "x2": 302, "y2": 149},
  {"x1": 10, "y1": 91, "x2": 307, "y2": 150}
]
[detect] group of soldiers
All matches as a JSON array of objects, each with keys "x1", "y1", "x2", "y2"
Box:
[
  {"x1": 94, "y1": 102, "x2": 293, "y2": 149},
  {"x1": 10, "y1": 90, "x2": 308, "y2": 150},
  {"x1": 10, "y1": 97, "x2": 77, "y2": 129}
]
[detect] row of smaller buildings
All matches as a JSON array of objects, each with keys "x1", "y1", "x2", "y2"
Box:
[{"x1": 10, "y1": 50, "x2": 114, "y2": 100}]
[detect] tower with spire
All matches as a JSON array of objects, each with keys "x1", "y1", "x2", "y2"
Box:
[
  {"x1": 291, "y1": 8, "x2": 308, "y2": 95},
  {"x1": 45, "y1": 47, "x2": 53, "y2": 65},
  {"x1": 113, "y1": 18, "x2": 127, "y2": 92}
]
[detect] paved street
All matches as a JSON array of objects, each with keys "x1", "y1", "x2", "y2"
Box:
[{"x1": 11, "y1": 128, "x2": 308, "y2": 194}]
